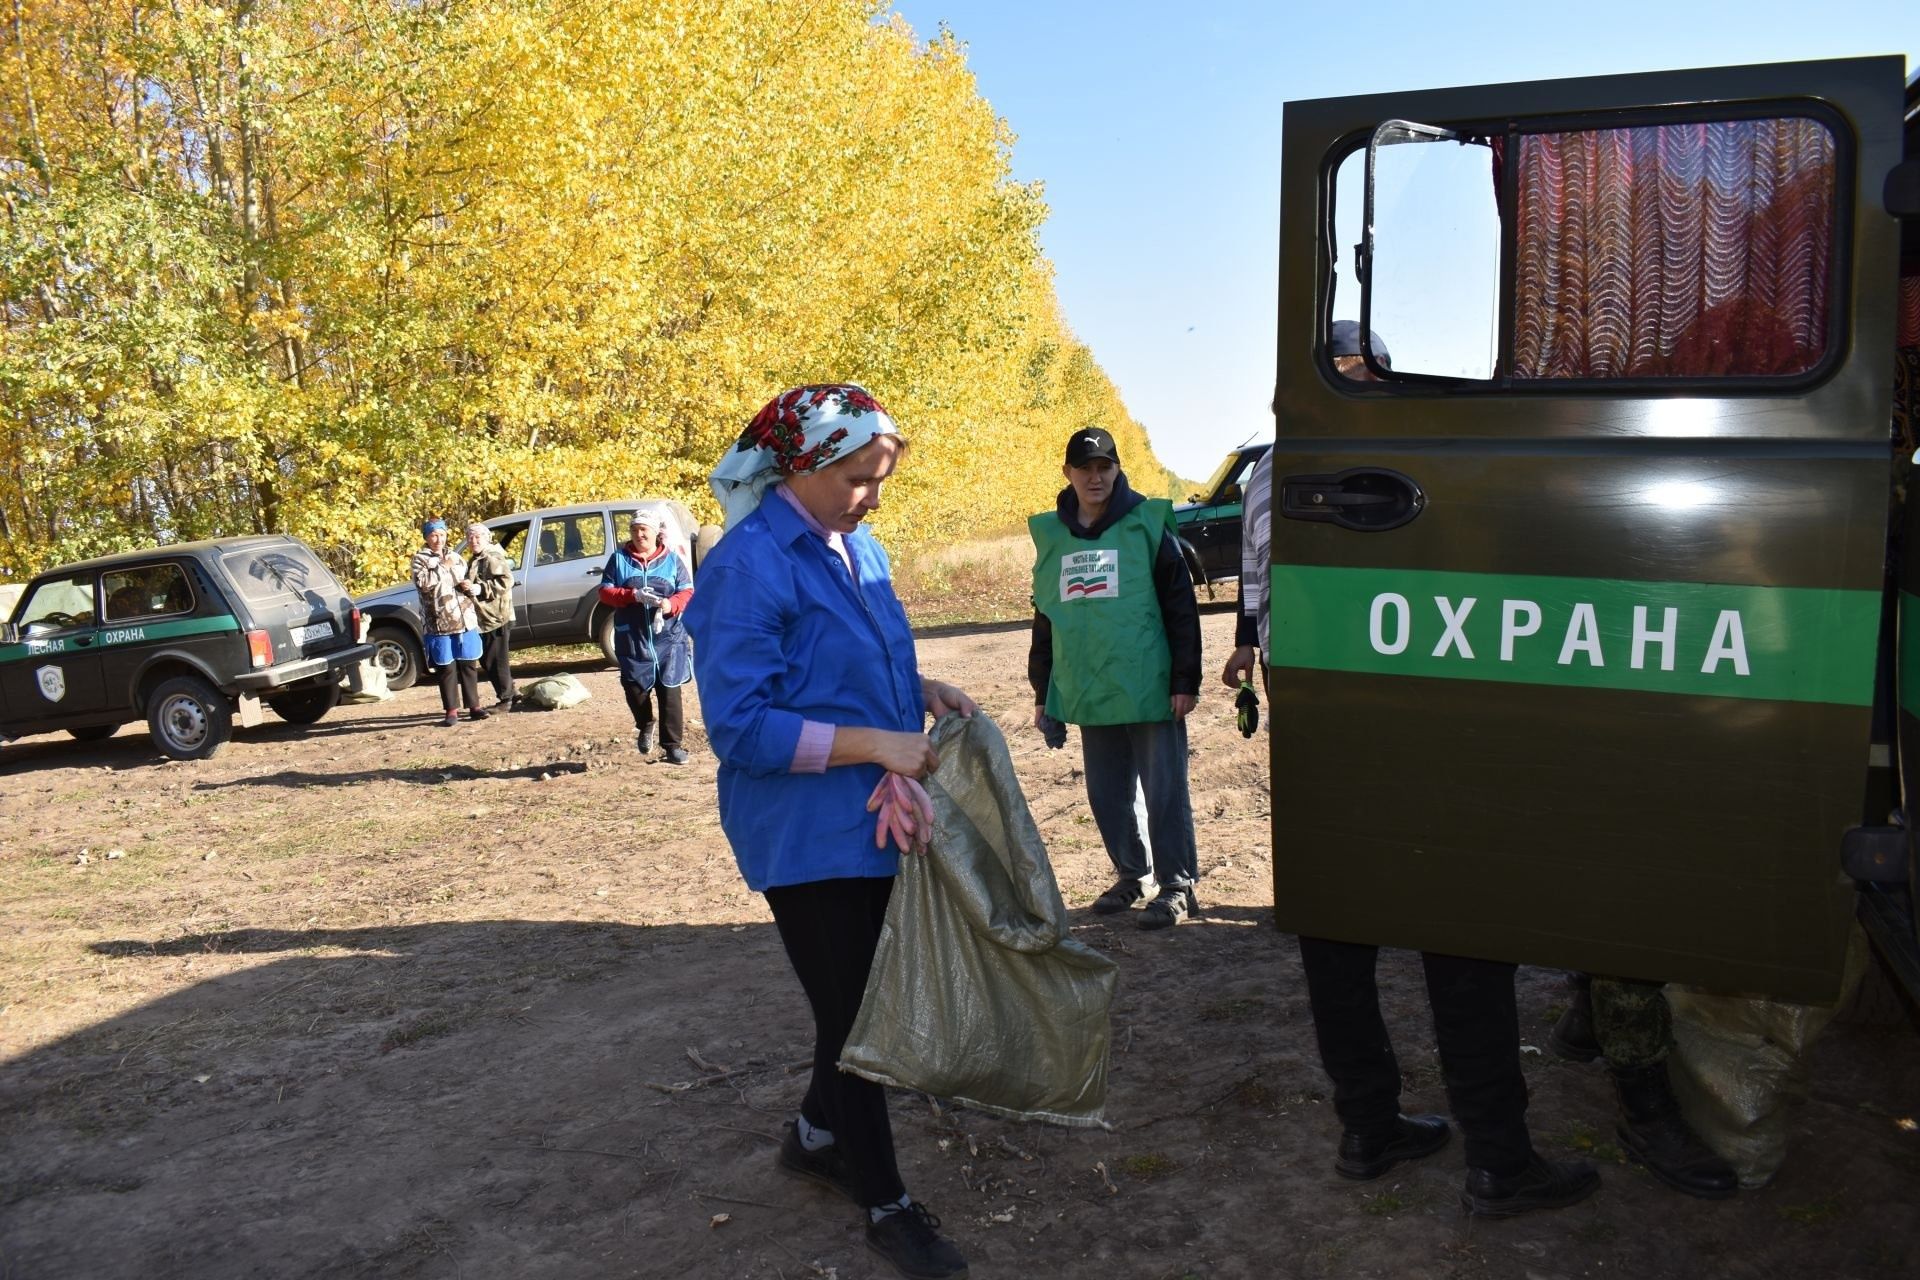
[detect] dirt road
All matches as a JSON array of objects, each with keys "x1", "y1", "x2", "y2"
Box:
[{"x1": 2, "y1": 611, "x2": 1915, "y2": 1278}]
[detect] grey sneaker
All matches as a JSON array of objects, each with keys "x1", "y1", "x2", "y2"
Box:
[
  {"x1": 1138, "y1": 884, "x2": 1197, "y2": 930},
  {"x1": 664, "y1": 746, "x2": 689, "y2": 765},
  {"x1": 635, "y1": 730, "x2": 653, "y2": 755},
  {"x1": 1090, "y1": 878, "x2": 1149, "y2": 914}
]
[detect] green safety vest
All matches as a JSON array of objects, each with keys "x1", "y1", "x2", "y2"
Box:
[{"x1": 1029, "y1": 499, "x2": 1174, "y2": 726}]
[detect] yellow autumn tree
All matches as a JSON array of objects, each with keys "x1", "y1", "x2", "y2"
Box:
[{"x1": 0, "y1": 0, "x2": 1177, "y2": 589}]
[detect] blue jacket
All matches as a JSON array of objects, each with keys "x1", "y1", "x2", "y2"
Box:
[
  {"x1": 683, "y1": 493, "x2": 925, "y2": 892},
  {"x1": 599, "y1": 545, "x2": 692, "y2": 689}
]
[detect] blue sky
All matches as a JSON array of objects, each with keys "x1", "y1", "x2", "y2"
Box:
[{"x1": 887, "y1": 2, "x2": 1918, "y2": 481}]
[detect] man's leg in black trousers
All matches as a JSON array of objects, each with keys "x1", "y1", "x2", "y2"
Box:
[
  {"x1": 657, "y1": 683, "x2": 685, "y2": 750},
  {"x1": 480, "y1": 628, "x2": 512, "y2": 700},
  {"x1": 1297, "y1": 935, "x2": 1401, "y2": 1138},
  {"x1": 765, "y1": 877, "x2": 905, "y2": 1209},
  {"x1": 1422, "y1": 951, "x2": 1531, "y2": 1174},
  {"x1": 435, "y1": 661, "x2": 458, "y2": 712}
]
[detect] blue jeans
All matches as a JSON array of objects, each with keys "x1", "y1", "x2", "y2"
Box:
[{"x1": 1080, "y1": 718, "x2": 1197, "y2": 889}]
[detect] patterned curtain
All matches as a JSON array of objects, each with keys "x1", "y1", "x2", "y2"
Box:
[{"x1": 1511, "y1": 119, "x2": 1836, "y2": 379}]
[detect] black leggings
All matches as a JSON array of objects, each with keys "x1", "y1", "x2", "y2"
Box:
[
  {"x1": 435, "y1": 659, "x2": 480, "y2": 714},
  {"x1": 763, "y1": 876, "x2": 903, "y2": 1208}
]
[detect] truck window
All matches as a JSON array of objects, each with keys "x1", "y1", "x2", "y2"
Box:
[
  {"x1": 1333, "y1": 112, "x2": 1841, "y2": 386},
  {"x1": 1341, "y1": 124, "x2": 1501, "y2": 379},
  {"x1": 103, "y1": 564, "x2": 195, "y2": 621}
]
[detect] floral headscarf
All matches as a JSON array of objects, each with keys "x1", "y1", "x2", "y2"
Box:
[{"x1": 708, "y1": 384, "x2": 897, "y2": 529}]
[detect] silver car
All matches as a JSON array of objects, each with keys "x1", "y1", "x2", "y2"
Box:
[{"x1": 354, "y1": 500, "x2": 720, "y2": 690}]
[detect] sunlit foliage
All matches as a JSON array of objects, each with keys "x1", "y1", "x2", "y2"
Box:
[{"x1": 0, "y1": 0, "x2": 1174, "y2": 588}]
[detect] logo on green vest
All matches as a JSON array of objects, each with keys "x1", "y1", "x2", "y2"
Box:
[{"x1": 1060, "y1": 549, "x2": 1118, "y2": 600}]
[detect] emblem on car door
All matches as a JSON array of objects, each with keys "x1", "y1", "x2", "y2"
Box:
[{"x1": 36, "y1": 664, "x2": 66, "y2": 702}]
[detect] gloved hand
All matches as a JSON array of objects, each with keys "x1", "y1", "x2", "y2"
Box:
[
  {"x1": 633, "y1": 588, "x2": 664, "y2": 609},
  {"x1": 867, "y1": 771, "x2": 935, "y2": 854},
  {"x1": 1235, "y1": 679, "x2": 1260, "y2": 739},
  {"x1": 1037, "y1": 712, "x2": 1068, "y2": 750}
]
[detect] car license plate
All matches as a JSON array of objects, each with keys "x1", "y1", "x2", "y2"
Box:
[{"x1": 292, "y1": 621, "x2": 333, "y2": 646}]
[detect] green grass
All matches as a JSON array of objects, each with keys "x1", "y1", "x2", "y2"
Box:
[
  {"x1": 1117, "y1": 1152, "x2": 1181, "y2": 1181},
  {"x1": 1362, "y1": 1191, "x2": 1408, "y2": 1216},
  {"x1": 379, "y1": 1013, "x2": 461, "y2": 1054}
]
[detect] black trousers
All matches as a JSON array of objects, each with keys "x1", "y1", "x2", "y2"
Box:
[
  {"x1": 1298, "y1": 935, "x2": 1532, "y2": 1174},
  {"x1": 434, "y1": 659, "x2": 480, "y2": 714},
  {"x1": 477, "y1": 627, "x2": 513, "y2": 701},
  {"x1": 622, "y1": 680, "x2": 684, "y2": 749},
  {"x1": 764, "y1": 876, "x2": 904, "y2": 1209}
]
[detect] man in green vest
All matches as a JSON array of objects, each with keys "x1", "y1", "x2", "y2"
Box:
[{"x1": 1030, "y1": 427, "x2": 1203, "y2": 930}]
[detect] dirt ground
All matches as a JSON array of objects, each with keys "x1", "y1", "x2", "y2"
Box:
[{"x1": 1, "y1": 609, "x2": 1916, "y2": 1280}]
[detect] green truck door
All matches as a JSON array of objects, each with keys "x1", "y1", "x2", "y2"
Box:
[{"x1": 1269, "y1": 58, "x2": 1906, "y2": 1003}]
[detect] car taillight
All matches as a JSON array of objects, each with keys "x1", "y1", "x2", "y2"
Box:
[
  {"x1": 350, "y1": 607, "x2": 366, "y2": 642},
  {"x1": 246, "y1": 628, "x2": 274, "y2": 669}
]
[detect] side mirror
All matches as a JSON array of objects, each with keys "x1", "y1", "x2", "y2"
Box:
[
  {"x1": 0, "y1": 622, "x2": 15, "y2": 645},
  {"x1": 1187, "y1": 493, "x2": 1202, "y2": 504},
  {"x1": 1220, "y1": 483, "x2": 1243, "y2": 506}
]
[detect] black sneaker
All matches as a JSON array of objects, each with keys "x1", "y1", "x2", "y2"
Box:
[
  {"x1": 635, "y1": 730, "x2": 653, "y2": 755},
  {"x1": 1138, "y1": 884, "x2": 1197, "y2": 930},
  {"x1": 866, "y1": 1202, "x2": 968, "y2": 1280},
  {"x1": 774, "y1": 1123, "x2": 859, "y2": 1205},
  {"x1": 1336, "y1": 1114, "x2": 1451, "y2": 1180},
  {"x1": 1460, "y1": 1153, "x2": 1600, "y2": 1217},
  {"x1": 1090, "y1": 878, "x2": 1149, "y2": 914},
  {"x1": 664, "y1": 747, "x2": 689, "y2": 765}
]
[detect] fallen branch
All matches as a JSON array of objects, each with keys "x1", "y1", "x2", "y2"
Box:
[
  {"x1": 646, "y1": 1056, "x2": 811, "y2": 1094},
  {"x1": 689, "y1": 1187, "x2": 785, "y2": 1211}
]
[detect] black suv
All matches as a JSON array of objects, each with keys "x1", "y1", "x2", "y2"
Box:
[
  {"x1": 0, "y1": 536, "x2": 375, "y2": 760},
  {"x1": 1173, "y1": 442, "x2": 1270, "y2": 588}
]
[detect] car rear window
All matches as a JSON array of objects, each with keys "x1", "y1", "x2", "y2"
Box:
[{"x1": 220, "y1": 544, "x2": 346, "y2": 608}]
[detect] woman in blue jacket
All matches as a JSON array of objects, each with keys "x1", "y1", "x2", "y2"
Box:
[
  {"x1": 685, "y1": 384, "x2": 974, "y2": 1280},
  {"x1": 597, "y1": 504, "x2": 694, "y2": 762}
]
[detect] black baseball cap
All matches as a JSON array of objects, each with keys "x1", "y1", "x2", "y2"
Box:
[
  {"x1": 1065, "y1": 427, "x2": 1120, "y2": 467},
  {"x1": 1329, "y1": 320, "x2": 1391, "y2": 366}
]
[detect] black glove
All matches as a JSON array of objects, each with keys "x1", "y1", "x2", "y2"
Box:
[
  {"x1": 1037, "y1": 712, "x2": 1068, "y2": 750},
  {"x1": 1235, "y1": 679, "x2": 1260, "y2": 739}
]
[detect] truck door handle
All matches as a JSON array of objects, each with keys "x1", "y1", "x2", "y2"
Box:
[{"x1": 1279, "y1": 468, "x2": 1425, "y2": 531}]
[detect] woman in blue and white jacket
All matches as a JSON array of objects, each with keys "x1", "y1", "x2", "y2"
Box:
[{"x1": 684, "y1": 384, "x2": 975, "y2": 1280}]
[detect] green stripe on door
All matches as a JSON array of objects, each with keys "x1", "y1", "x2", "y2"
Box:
[
  {"x1": 1269, "y1": 565, "x2": 1876, "y2": 705},
  {"x1": 0, "y1": 614, "x2": 238, "y2": 663}
]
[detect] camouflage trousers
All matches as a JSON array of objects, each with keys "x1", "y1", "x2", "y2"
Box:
[{"x1": 1587, "y1": 974, "x2": 1672, "y2": 1069}]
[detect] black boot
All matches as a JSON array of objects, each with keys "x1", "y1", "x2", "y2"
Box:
[
  {"x1": 1550, "y1": 975, "x2": 1600, "y2": 1062},
  {"x1": 1612, "y1": 1063, "x2": 1738, "y2": 1199}
]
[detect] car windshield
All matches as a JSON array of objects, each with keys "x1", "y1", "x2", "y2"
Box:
[
  {"x1": 1197, "y1": 450, "x2": 1260, "y2": 503},
  {"x1": 16, "y1": 574, "x2": 96, "y2": 633}
]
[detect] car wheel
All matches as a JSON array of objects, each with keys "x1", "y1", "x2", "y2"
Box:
[
  {"x1": 146, "y1": 674, "x2": 234, "y2": 761},
  {"x1": 596, "y1": 608, "x2": 618, "y2": 665},
  {"x1": 370, "y1": 625, "x2": 422, "y2": 691},
  {"x1": 267, "y1": 682, "x2": 341, "y2": 725},
  {"x1": 693, "y1": 524, "x2": 723, "y2": 571},
  {"x1": 67, "y1": 724, "x2": 118, "y2": 743}
]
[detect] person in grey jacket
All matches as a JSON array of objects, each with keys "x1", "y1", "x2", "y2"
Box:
[{"x1": 464, "y1": 522, "x2": 516, "y2": 709}]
